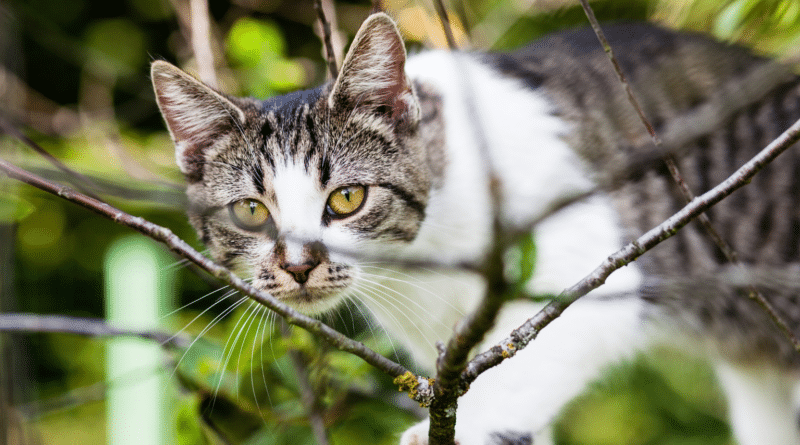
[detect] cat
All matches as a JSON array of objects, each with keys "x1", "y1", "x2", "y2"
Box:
[{"x1": 151, "y1": 12, "x2": 800, "y2": 445}]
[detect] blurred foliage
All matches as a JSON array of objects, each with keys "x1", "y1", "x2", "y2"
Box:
[{"x1": 2, "y1": 0, "x2": 800, "y2": 444}]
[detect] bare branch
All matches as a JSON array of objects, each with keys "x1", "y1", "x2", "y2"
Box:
[
  {"x1": 425, "y1": 22, "x2": 509, "y2": 445},
  {"x1": 0, "y1": 157, "x2": 412, "y2": 383},
  {"x1": 0, "y1": 313, "x2": 185, "y2": 347},
  {"x1": 428, "y1": 239, "x2": 508, "y2": 445},
  {"x1": 314, "y1": 0, "x2": 338, "y2": 80},
  {"x1": 578, "y1": 0, "x2": 800, "y2": 353},
  {"x1": 464, "y1": 115, "x2": 800, "y2": 384}
]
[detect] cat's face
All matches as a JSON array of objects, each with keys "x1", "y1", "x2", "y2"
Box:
[{"x1": 152, "y1": 14, "x2": 434, "y2": 314}]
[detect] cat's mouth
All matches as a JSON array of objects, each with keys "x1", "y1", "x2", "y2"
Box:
[
  {"x1": 247, "y1": 260, "x2": 355, "y2": 314},
  {"x1": 266, "y1": 284, "x2": 349, "y2": 315}
]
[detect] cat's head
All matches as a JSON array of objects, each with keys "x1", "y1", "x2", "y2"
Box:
[{"x1": 152, "y1": 13, "x2": 437, "y2": 314}]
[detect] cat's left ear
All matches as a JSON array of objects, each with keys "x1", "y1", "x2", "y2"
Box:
[
  {"x1": 329, "y1": 13, "x2": 419, "y2": 126},
  {"x1": 151, "y1": 60, "x2": 246, "y2": 182}
]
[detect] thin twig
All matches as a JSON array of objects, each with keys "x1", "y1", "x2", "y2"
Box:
[
  {"x1": 578, "y1": 0, "x2": 800, "y2": 353},
  {"x1": 0, "y1": 313, "x2": 185, "y2": 347},
  {"x1": 464, "y1": 115, "x2": 800, "y2": 383},
  {"x1": 0, "y1": 158, "x2": 413, "y2": 384},
  {"x1": 28, "y1": 167, "x2": 185, "y2": 204},
  {"x1": 432, "y1": 0, "x2": 458, "y2": 50},
  {"x1": 314, "y1": 0, "x2": 338, "y2": 80},
  {"x1": 0, "y1": 115, "x2": 103, "y2": 201}
]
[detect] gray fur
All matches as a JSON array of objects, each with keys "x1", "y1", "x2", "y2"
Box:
[{"x1": 489, "y1": 23, "x2": 800, "y2": 367}]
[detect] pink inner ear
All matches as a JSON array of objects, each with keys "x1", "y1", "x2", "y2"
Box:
[{"x1": 330, "y1": 17, "x2": 418, "y2": 127}]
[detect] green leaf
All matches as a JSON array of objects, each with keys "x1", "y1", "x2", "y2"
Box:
[{"x1": 227, "y1": 18, "x2": 286, "y2": 67}]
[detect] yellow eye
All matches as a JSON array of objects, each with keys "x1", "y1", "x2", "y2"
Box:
[
  {"x1": 327, "y1": 185, "x2": 366, "y2": 217},
  {"x1": 229, "y1": 199, "x2": 270, "y2": 230}
]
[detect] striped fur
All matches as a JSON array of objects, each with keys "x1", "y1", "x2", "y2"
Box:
[{"x1": 153, "y1": 14, "x2": 800, "y2": 445}]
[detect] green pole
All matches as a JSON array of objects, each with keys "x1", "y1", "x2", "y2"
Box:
[{"x1": 104, "y1": 235, "x2": 174, "y2": 445}]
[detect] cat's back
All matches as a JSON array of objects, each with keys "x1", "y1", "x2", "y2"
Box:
[{"x1": 494, "y1": 24, "x2": 800, "y2": 368}]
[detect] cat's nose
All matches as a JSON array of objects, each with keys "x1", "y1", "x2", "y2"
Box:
[{"x1": 282, "y1": 261, "x2": 318, "y2": 284}]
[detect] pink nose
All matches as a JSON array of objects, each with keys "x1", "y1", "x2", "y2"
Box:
[{"x1": 282, "y1": 262, "x2": 317, "y2": 284}]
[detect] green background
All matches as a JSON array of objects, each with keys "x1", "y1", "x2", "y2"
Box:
[{"x1": 2, "y1": 0, "x2": 800, "y2": 443}]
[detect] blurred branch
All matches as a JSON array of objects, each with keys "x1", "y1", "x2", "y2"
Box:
[
  {"x1": 314, "y1": 0, "x2": 339, "y2": 80},
  {"x1": 464, "y1": 114, "x2": 800, "y2": 384},
  {"x1": 428, "y1": 236, "x2": 508, "y2": 445},
  {"x1": 578, "y1": 0, "x2": 800, "y2": 353},
  {"x1": 0, "y1": 313, "x2": 184, "y2": 346},
  {"x1": 0, "y1": 115, "x2": 102, "y2": 201},
  {"x1": 425, "y1": 9, "x2": 507, "y2": 443},
  {"x1": 0, "y1": 157, "x2": 414, "y2": 385},
  {"x1": 189, "y1": 0, "x2": 218, "y2": 88},
  {"x1": 432, "y1": 0, "x2": 457, "y2": 50},
  {"x1": 282, "y1": 322, "x2": 330, "y2": 445},
  {"x1": 28, "y1": 167, "x2": 184, "y2": 205},
  {"x1": 612, "y1": 62, "x2": 794, "y2": 181}
]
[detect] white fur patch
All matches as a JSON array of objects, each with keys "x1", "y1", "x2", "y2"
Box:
[
  {"x1": 530, "y1": 195, "x2": 642, "y2": 297},
  {"x1": 715, "y1": 362, "x2": 800, "y2": 445},
  {"x1": 272, "y1": 163, "x2": 326, "y2": 259}
]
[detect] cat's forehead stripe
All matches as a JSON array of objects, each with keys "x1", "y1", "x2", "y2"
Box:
[{"x1": 251, "y1": 160, "x2": 266, "y2": 196}]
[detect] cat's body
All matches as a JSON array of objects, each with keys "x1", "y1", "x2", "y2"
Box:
[{"x1": 152, "y1": 14, "x2": 800, "y2": 445}]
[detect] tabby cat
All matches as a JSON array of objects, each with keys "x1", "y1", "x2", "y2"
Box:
[{"x1": 151, "y1": 13, "x2": 800, "y2": 445}]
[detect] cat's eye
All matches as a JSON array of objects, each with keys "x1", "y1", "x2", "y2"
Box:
[
  {"x1": 327, "y1": 185, "x2": 366, "y2": 217},
  {"x1": 229, "y1": 199, "x2": 270, "y2": 230}
]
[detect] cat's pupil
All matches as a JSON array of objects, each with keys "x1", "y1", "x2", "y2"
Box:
[{"x1": 249, "y1": 202, "x2": 257, "y2": 214}]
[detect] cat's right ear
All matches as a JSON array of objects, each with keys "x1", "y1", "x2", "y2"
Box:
[
  {"x1": 151, "y1": 60, "x2": 246, "y2": 182},
  {"x1": 328, "y1": 13, "x2": 419, "y2": 127}
]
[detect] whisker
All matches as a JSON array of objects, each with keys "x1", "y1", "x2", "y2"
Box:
[
  {"x1": 358, "y1": 269, "x2": 467, "y2": 316},
  {"x1": 249, "y1": 305, "x2": 270, "y2": 422},
  {"x1": 230, "y1": 302, "x2": 264, "y2": 397},
  {"x1": 211, "y1": 300, "x2": 258, "y2": 408},
  {"x1": 162, "y1": 287, "x2": 236, "y2": 334},
  {"x1": 170, "y1": 295, "x2": 249, "y2": 380},
  {"x1": 343, "y1": 295, "x2": 401, "y2": 362},
  {"x1": 267, "y1": 310, "x2": 286, "y2": 378},
  {"x1": 350, "y1": 282, "x2": 436, "y2": 351},
  {"x1": 356, "y1": 276, "x2": 457, "y2": 331},
  {"x1": 256, "y1": 306, "x2": 275, "y2": 410}
]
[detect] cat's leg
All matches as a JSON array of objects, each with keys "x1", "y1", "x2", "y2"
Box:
[
  {"x1": 714, "y1": 361, "x2": 800, "y2": 445},
  {"x1": 399, "y1": 296, "x2": 648, "y2": 445}
]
